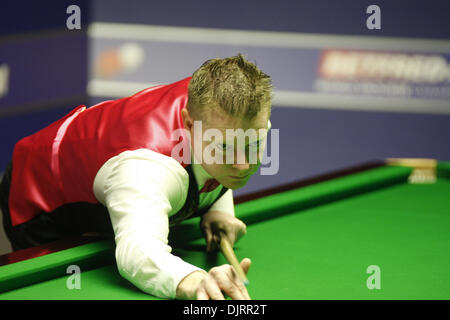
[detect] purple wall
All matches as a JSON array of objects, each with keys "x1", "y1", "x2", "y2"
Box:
[
  {"x1": 1, "y1": 0, "x2": 449, "y2": 196},
  {"x1": 246, "y1": 106, "x2": 450, "y2": 194},
  {"x1": 88, "y1": 0, "x2": 450, "y2": 196},
  {"x1": 0, "y1": 1, "x2": 89, "y2": 169},
  {"x1": 92, "y1": 0, "x2": 450, "y2": 39}
]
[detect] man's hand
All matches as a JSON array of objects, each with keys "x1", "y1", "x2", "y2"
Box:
[
  {"x1": 176, "y1": 258, "x2": 251, "y2": 300},
  {"x1": 200, "y1": 211, "x2": 247, "y2": 252}
]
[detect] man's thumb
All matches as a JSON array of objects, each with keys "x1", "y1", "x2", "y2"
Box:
[{"x1": 240, "y1": 258, "x2": 251, "y2": 275}]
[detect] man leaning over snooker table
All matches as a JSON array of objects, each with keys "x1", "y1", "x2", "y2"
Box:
[{"x1": 0, "y1": 54, "x2": 273, "y2": 300}]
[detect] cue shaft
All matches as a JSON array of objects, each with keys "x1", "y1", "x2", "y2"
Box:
[{"x1": 219, "y1": 231, "x2": 249, "y2": 286}]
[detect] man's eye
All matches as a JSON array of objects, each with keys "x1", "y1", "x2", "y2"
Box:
[
  {"x1": 222, "y1": 144, "x2": 233, "y2": 151},
  {"x1": 215, "y1": 144, "x2": 232, "y2": 152},
  {"x1": 248, "y1": 141, "x2": 260, "y2": 149}
]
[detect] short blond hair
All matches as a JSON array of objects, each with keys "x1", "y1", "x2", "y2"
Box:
[{"x1": 188, "y1": 54, "x2": 272, "y2": 120}]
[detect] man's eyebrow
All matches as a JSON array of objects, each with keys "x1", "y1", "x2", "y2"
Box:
[{"x1": 220, "y1": 138, "x2": 263, "y2": 147}]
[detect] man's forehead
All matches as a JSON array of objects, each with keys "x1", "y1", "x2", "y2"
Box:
[
  {"x1": 223, "y1": 127, "x2": 269, "y2": 144},
  {"x1": 202, "y1": 108, "x2": 269, "y2": 130}
]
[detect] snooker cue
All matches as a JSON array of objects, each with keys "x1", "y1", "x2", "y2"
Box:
[{"x1": 219, "y1": 231, "x2": 249, "y2": 286}]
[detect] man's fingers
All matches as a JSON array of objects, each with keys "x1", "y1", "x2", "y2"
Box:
[
  {"x1": 224, "y1": 220, "x2": 247, "y2": 246},
  {"x1": 225, "y1": 266, "x2": 251, "y2": 300},
  {"x1": 202, "y1": 225, "x2": 216, "y2": 252},
  {"x1": 214, "y1": 234, "x2": 222, "y2": 250},
  {"x1": 218, "y1": 227, "x2": 237, "y2": 247},
  {"x1": 223, "y1": 283, "x2": 246, "y2": 300},
  {"x1": 205, "y1": 228, "x2": 213, "y2": 252},
  {"x1": 209, "y1": 266, "x2": 249, "y2": 300},
  {"x1": 196, "y1": 287, "x2": 209, "y2": 300},
  {"x1": 229, "y1": 232, "x2": 238, "y2": 247},
  {"x1": 200, "y1": 262, "x2": 253, "y2": 301},
  {"x1": 240, "y1": 258, "x2": 251, "y2": 275},
  {"x1": 201, "y1": 211, "x2": 248, "y2": 252},
  {"x1": 220, "y1": 270, "x2": 246, "y2": 300},
  {"x1": 236, "y1": 221, "x2": 247, "y2": 242},
  {"x1": 204, "y1": 276, "x2": 226, "y2": 300}
]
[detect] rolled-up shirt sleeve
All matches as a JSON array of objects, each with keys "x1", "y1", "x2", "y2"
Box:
[
  {"x1": 93, "y1": 149, "x2": 205, "y2": 299},
  {"x1": 208, "y1": 189, "x2": 235, "y2": 216}
]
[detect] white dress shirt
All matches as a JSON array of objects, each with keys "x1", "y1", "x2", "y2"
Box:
[{"x1": 93, "y1": 148, "x2": 234, "y2": 299}]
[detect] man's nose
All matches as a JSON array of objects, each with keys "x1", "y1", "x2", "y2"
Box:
[
  {"x1": 232, "y1": 149, "x2": 250, "y2": 170},
  {"x1": 232, "y1": 163, "x2": 250, "y2": 171}
]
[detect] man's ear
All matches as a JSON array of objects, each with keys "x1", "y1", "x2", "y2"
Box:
[{"x1": 181, "y1": 108, "x2": 194, "y2": 131}]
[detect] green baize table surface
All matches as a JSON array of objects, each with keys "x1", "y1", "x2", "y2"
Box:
[{"x1": 1, "y1": 163, "x2": 449, "y2": 299}]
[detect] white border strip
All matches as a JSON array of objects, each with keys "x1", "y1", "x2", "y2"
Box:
[
  {"x1": 275, "y1": 90, "x2": 450, "y2": 115},
  {"x1": 87, "y1": 80, "x2": 157, "y2": 98},
  {"x1": 88, "y1": 79, "x2": 450, "y2": 115},
  {"x1": 88, "y1": 22, "x2": 450, "y2": 53}
]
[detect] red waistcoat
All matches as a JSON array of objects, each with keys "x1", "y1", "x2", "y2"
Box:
[{"x1": 9, "y1": 77, "x2": 192, "y2": 226}]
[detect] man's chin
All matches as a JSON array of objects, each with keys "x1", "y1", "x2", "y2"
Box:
[{"x1": 221, "y1": 177, "x2": 249, "y2": 190}]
